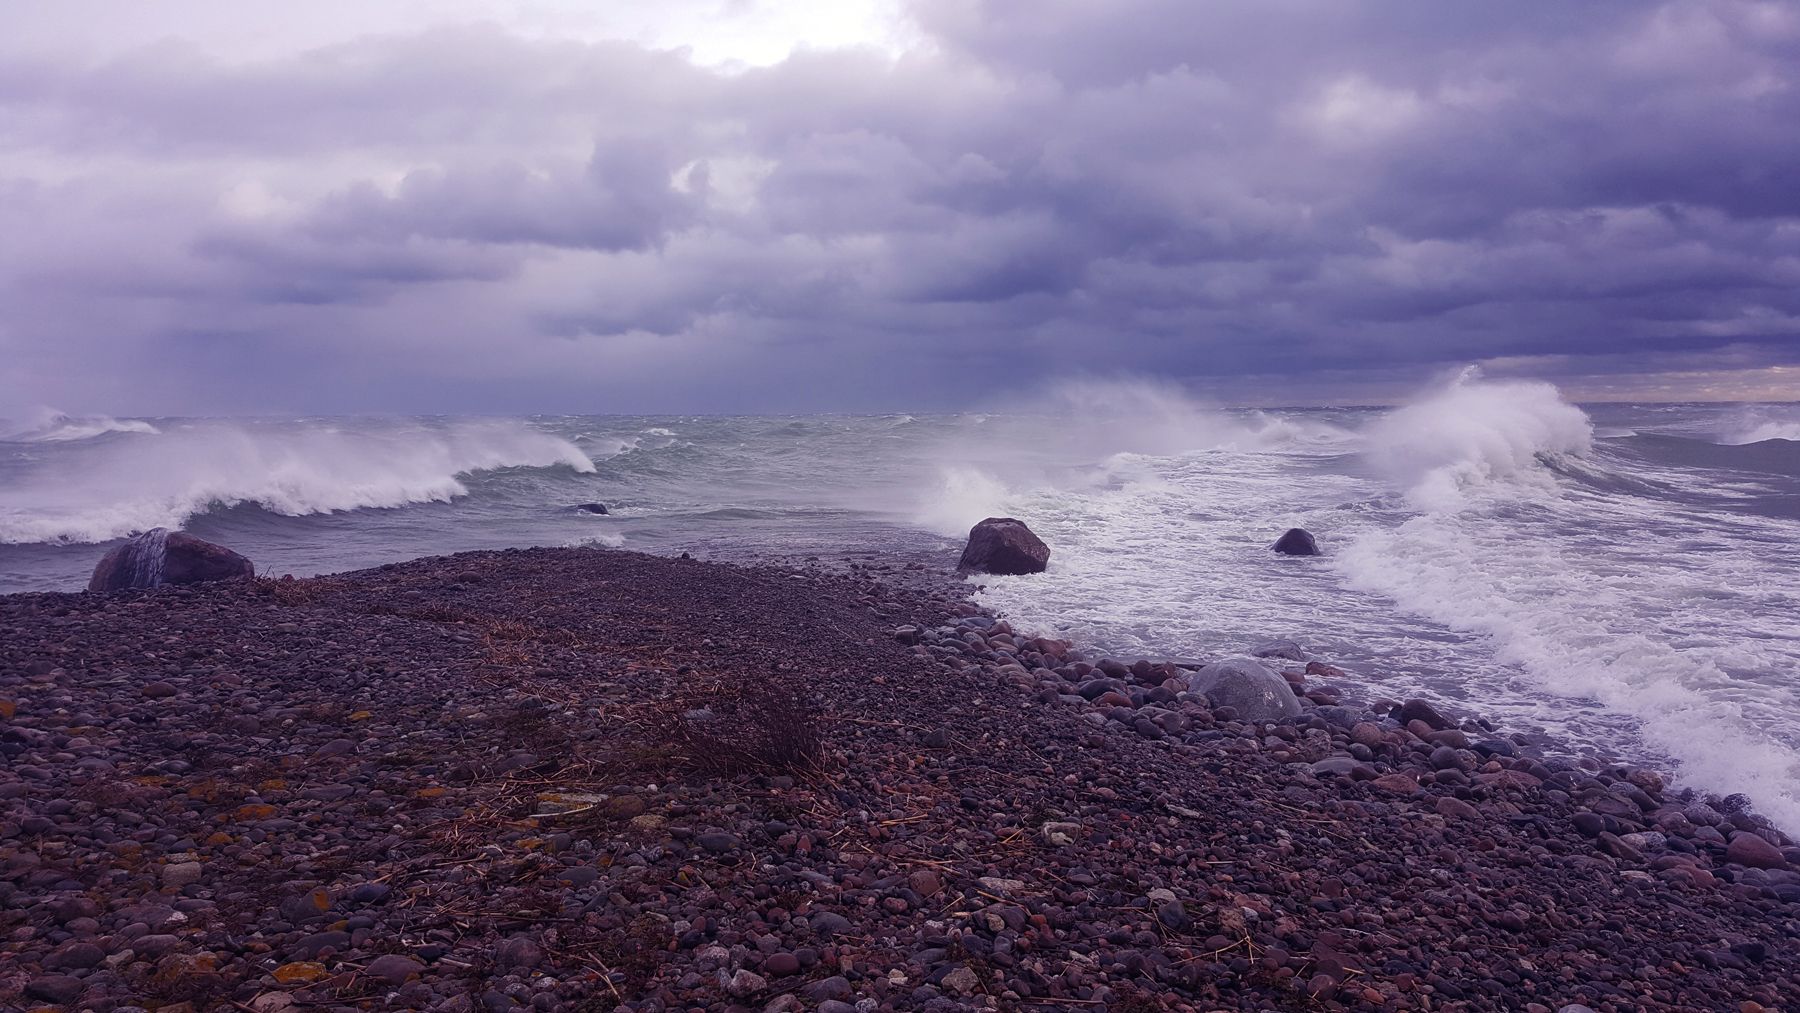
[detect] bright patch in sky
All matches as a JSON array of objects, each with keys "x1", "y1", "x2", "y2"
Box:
[{"x1": 0, "y1": 0, "x2": 916, "y2": 66}]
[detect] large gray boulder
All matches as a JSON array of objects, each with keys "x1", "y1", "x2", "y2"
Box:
[
  {"x1": 1182, "y1": 656, "x2": 1301, "y2": 721},
  {"x1": 88, "y1": 528, "x2": 254, "y2": 592},
  {"x1": 957, "y1": 517, "x2": 1050, "y2": 575}
]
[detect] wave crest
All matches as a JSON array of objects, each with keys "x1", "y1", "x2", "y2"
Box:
[
  {"x1": 3, "y1": 408, "x2": 160, "y2": 442},
  {"x1": 0, "y1": 419, "x2": 595, "y2": 544},
  {"x1": 1365, "y1": 371, "x2": 1593, "y2": 510},
  {"x1": 1718, "y1": 406, "x2": 1800, "y2": 445}
]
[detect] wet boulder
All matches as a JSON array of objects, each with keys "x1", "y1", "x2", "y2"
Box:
[
  {"x1": 1251, "y1": 639, "x2": 1306, "y2": 662},
  {"x1": 1181, "y1": 657, "x2": 1301, "y2": 721},
  {"x1": 88, "y1": 528, "x2": 254, "y2": 592},
  {"x1": 573, "y1": 503, "x2": 609, "y2": 515},
  {"x1": 1271, "y1": 527, "x2": 1320, "y2": 555},
  {"x1": 957, "y1": 517, "x2": 1050, "y2": 576}
]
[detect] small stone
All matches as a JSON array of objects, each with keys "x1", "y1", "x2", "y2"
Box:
[
  {"x1": 804, "y1": 975, "x2": 853, "y2": 1001},
  {"x1": 45, "y1": 940, "x2": 107, "y2": 970},
  {"x1": 1726, "y1": 832, "x2": 1788, "y2": 870},
  {"x1": 349, "y1": 882, "x2": 392, "y2": 904},
  {"x1": 765, "y1": 952, "x2": 801, "y2": 975},
  {"x1": 493, "y1": 936, "x2": 544, "y2": 970},
  {"x1": 728, "y1": 969, "x2": 769, "y2": 997},
  {"x1": 941, "y1": 966, "x2": 981, "y2": 996},
  {"x1": 1397, "y1": 699, "x2": 1452, "y2": 730},
  {"x1": 697, "y1": 831, "x2": 741, "y2": 853},
  {"x1": 811, "y1": 911, "x2": 853, "y2": 938},
  {"x1": 140, "y1": 682, "x2": 178, "y2": 698},
  {"x1": 366, "y1": 954, "x2": 423, "y2": 985},
  {"x1": 908, "y1": 869, "x2": 942, "y2": 897},
  {"x1": 25, "y1": 976, "x2": 85, "y2": 1004},
  {"x1": 273, "y1": 962, "x2": 330, "y2": 985},
  {"x1": 1571, "y1": 811, "x2": 1606, "y2": 838},
  {"x1": 1370, "y1": 773, "x2": 1419, "y2": 794},
  {"x1": 162, "y1": 861, "x2": 204, "y2": 888},
  {"x1": 1435, "y1": 796, "x2": 1480, "y2": 821}
]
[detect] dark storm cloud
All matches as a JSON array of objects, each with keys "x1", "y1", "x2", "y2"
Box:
[{"x1": 3, "y1": 1, "x2": 1799, "y2": 414}]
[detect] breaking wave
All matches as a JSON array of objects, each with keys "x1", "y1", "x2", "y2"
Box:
[
  {"x1": 2, "y1": 408, "x2": 160, "y2": 443},
  {"x1": 1363, "y1": 370, "x2": 1593, "y2": 510},
  {"x1": 1718, "y1": 406, "x2": 1800, "y2": 445},
  {"x1": 0, "y1": 419, "x2": 594, "y2": 544}
]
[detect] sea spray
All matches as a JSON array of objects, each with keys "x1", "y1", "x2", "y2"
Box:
[
  {"x1": 1363, "y1": 371, "x2": 1592, "y2": 510},
  {"x1": 5, "y1": 400, "x2": 1800, "y2": 835},
  {"x1": 2, "y1": 408, "x2": 160, "y2": 442},
  {"x1": 0, "y1": 418, "x2": 596, "y2": 544},
  {"x1": 1338, "y1": 377, "x2": 1800, "y2": 831},
  {"x1": 910, "y1": 378, "x2": 1357, "y2": 536},
  {"x1": 129, "y1": 527, "x2": 170, "y2": 587}
]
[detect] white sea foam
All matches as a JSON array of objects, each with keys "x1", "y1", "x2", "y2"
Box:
[
  {"x1": 959, "y1": 376, "x2": 1800, "y2": 832},
  {"x1": 2, "y1": 408, "x2": 160, "y2": 442},
  {"x1": 1333, "y1": 376, "x2": 1800, "y2": 830},
  {"x1": 1718, "y1": 406, "x2": 1800, "y2": 445},
  {"x1": 1364, "y1": 371, "x2": 1592, "y2": 510},
  {"x1": 565, "y1": 531, "x2": 627, "y2": 548},
  {"x1": 1337, "y1": 498, "x2": 1800, "y2": 832},
  {"x1": 911, "y1": 378, "x2": 1355, "y2": 536},
  {"x1": 916, "y1": 466, "x2": 1016, "y2": 537},
  {"x1": 0, "y1": 419, "x2": 595, "y2": 544}
]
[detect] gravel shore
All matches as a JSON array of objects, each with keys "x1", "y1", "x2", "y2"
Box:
[{"x1": 2, "y1": 546, "x2": 1797, "y2": 1011}]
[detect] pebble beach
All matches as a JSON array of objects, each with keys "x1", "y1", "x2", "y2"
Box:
[{"x1": 3, "y1": 545, "x2": 1798, "y2": 1011}]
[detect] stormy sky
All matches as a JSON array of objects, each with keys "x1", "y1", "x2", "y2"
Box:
[{"x1": 3, "y1": 0, "x2": 1798, "y2": 414}]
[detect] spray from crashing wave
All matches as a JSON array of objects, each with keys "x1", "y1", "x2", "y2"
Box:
[
  {"x1": 2, "y1": 408, "x2": 160, "y2": 442},
  {"x1": 1717, "y1": 405, "x2": 1800, "y2": 445},
  {"x1": 911, "y1": 377, "x2": 1356, "y2": 535},
  {"x1": 1363, "y1": 367, "x2": 1593, "y2": 510},
  {"x1": 0, "y1": 419, "x2": 596, "y2": 544},
  {"x1": 1339, "y1": 373, "x2": 1800, "y2": 830},
  {"x1": 127, "y1": 527, "x2": 170, "y2": 587}
]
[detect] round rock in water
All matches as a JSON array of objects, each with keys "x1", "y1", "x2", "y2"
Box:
[
  {"x1": 573, "y1": 502, "x2": 609, "y2": 515},
  {"x1": 88, "y1": 528, "x2": 255, "y2": 592},
  {"x1": 1271, "y1": 527, "x2": 1320, "y2": 556},
  {"x1": 1182, "y1": 657, "x2": 1301, "y2": 721},
  {"x1": 957, "y1": 517, "x2": 1050, "y2": 575}
]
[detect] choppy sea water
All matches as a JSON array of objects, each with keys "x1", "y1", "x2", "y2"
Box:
[{"x1": 3, "y1": 380, "x2": 1798, "y2": 830}]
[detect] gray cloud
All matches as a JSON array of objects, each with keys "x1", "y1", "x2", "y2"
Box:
[{"x1": 3, "y1": 1, "x2": 1799, "y2": 415}]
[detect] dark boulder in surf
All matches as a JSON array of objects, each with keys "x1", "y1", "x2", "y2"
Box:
[
  {"x1": 957, "y1": 517, "x2": 1050, "y2": 575},
  {"x1": 573, "y1": 503, "x2": 609, "y2": 515},
  {"x1": 88, "y1": 528, "x2": 254, "y2": 593},
  {"x1": 1271, "y1": 527, "x2": 1320, "y2": 556}
]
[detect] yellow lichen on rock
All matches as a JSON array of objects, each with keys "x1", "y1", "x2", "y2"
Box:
[{"x1": 272, "y1": 961, "x2": 329, "y2": 984}]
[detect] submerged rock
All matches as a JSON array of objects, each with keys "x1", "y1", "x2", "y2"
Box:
[
  {"x1": 88, "y1": 528, "x2": 254, "y2": 592},
  {"x1": 1182, "y1": 657, "x2": 1301, "y2": 721},
  {"x1": 1251, "y1": 639, "x2": 1306, "y2": 662},
  {"x1": 957, "y1": 517, "x2": 1050, "y2": 575},
  {"x1": 1271, "y1": 527, "x2": 1320, "y2": 555},
  {"x1": 573, "y1": 502, "x2": 609, "y2": 515}
]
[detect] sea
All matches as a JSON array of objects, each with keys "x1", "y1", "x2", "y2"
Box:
[{"x1": 4, "y1": 375, "x2": 1798, "y2": 831}]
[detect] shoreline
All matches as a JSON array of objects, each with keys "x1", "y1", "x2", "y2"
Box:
[{"x1": 1, "y1": 545, "x2": 1796, "y2": 1010}]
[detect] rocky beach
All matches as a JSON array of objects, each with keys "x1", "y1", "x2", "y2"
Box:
[{"x1": 3, "y1": 544, "x2": 1798, "y2": 1012}]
